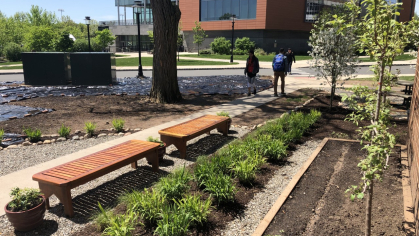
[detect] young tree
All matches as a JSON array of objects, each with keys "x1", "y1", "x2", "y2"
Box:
[
  {"x1": 308, "y1": 6, "x2": 358, "y2": 109},
  {"x1": 24, "y1": 25, "x2": 56, "y2": 51},
  {"x1": 192, "y1": 21, "x2": 207, "y2": 55},
  {"x1": 149, "y1": 0, "x2": 182, "y2": 103},
  {"x1": 341, "y1": 1, "x2": 413, "y2": 235},
  {"x1": 54, "y1": 31, "x2": 74, "y2": 52},
  {"x1": 94, "y1": 29, "x2": 116, "y2": 51}
]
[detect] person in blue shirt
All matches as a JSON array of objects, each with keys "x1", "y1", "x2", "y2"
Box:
[{"x1": 272, "y1": 48, "x2": 288, "y2": 97}]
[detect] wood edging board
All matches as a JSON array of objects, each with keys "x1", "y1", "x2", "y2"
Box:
[
  {"x1": 401, "y1": 145, "x2": 416, "y2": 235},
  {"x1": 252, "y1": 138, "x2": 411, "y2": 236}
]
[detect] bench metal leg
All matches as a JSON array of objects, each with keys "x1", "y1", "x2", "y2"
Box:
[{"x1": 38, "y1": 182, "x2": 74, "y2": 217}]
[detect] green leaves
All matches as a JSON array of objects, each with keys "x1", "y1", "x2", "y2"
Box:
[
  {"x1": 58, "y1": 124, "x2": 71, "y2": 138},
  {"x1": 112, "y1": 118, "x2": 125, "y2": 133},
  {"x1": 7, "y1": 187, "x2": 43, "y2": 212}
]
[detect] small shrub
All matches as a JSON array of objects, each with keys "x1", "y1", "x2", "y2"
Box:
[
  {"x1": 122, "y1": 189, "x2": 165, "y2": 224},
  {"x1": 194, "y1": 157, "x2": 218, "y2": 186},
  {"x1": 7, "y1": 187, "x2": 43, "y2": 212},
  {"x1": 112, "y1": 118, "x2": 125, "y2": 132},
  {"x1": 174, "y1": 194, "x2": 212, "y2": 226},
  {"x1": 235, "y1": 37, "x2": 256, "y2": 52},
  {"x1": 4, "y1": 42, "x2": 22, "y2": 62},
  {"x1": 58, "y1": 124, "x2": 71, "y2": 138},
  {"x1": 23, "y1": 127, "x2": 42, "y2": 143},
  {"x1": 200, "y1": 49, "x2": 212, "y2": 54},
  {"x1": 146, "y1": 136, "x2": 165, "y2": 147},
  {"x1": 232, "y1": 158, "x2": 257, "y2": 184},
  {"x1": 84, "y1": 122, "x2": 96, "y2": 137},
  {"x1": 233, "y1": 48, "x2": 246, "y2": 55},
  {"x1": 92, "y1": 205, "x2": 116, "y2": 231},
  {"x1": 211, "y1": 154, "x2": 233, "y2": 174},
  {"x1": 216, "y1": 111, "x2": 230, "y2": 117},
  {"x1": 204, "y1": 174, "x2": 236, "y2": 204},
  {"x1": 210, "y1": 37, "x2": 231, "y2": 55},
  {"x1": 0, "y1": 129, "x2": 4, "y2": 144},
  {"x1": 98, "y1": 202, "x2": 138, "y2": 236},
  {"x1": 155, "y1": 204, "x2": 192, "y2": 236},
  {"x1": 254, "y1": 48, "x2": 267, "y2": 56},
  {"x1": 156, "y1": 167, "x2": 193, "y2": 200}
]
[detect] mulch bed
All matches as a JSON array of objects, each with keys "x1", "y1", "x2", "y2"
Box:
[{"x1": 263, "y1": 140, "x2": 404, "y2": 236}]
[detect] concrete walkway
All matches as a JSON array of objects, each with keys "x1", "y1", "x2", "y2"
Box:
[{"x1": 0, "y1": 76, "x2": 330, "y2": 216}]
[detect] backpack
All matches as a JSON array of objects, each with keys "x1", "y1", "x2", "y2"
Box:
[{"x1": 273, "y1": 54, "x2": 285, "y2": 72}]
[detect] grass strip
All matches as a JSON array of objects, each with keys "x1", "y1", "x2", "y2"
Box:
[
  {"x1": 116, "y1": 57, "x2": 238, "y2": 66},
  {"x1": 0, "y1": 66, "x2": 23, "y2": 70}
]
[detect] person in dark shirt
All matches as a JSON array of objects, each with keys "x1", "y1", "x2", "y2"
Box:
[
  {"x1": 285, "y1": 48, "x2": 296, "y2": 75},
  {"x1": 244, "y1": 49, "x2": 260, "y2": 96}
]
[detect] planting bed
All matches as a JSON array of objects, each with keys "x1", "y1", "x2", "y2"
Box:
[{"x1": 263, "y1": 140, "x2": 404, "y2": 236}]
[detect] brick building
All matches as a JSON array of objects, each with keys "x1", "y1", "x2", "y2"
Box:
[{"x1": 180, "y1": 0, "x2": 416, "y2": 54}]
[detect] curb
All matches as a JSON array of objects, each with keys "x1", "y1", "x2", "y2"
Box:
[
  {"x1": 401, "y1": 145, "x2": 415, "y2": 235},
  {"x1": 298, "y1": 63, "x2": 416, "y2": 69}
]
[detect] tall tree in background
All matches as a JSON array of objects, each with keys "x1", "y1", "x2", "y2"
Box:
[
  {"x1": 94, "y1": 29, "x2": 116, "y2": 51},
  {"x1": 149, "y1": 0, "x2": 182, "y2": 103},
  {"x1": 192, "y1": 21, "x2": 207, "y2": 55}
]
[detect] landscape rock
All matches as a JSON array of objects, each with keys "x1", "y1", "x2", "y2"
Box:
[
  {"x1": 7, "y1": 145, "x2": 18, "y2": 149},
  {"x1": 124, "y1": 132, "x2": 132, "y2": 136},
  {"x1": 118, "y1": 132, "x2": 124, "y2": 136},
  {"x1": 98, "y1": 133, "x2": 107, "y2": 138},
  {"x1": 37, "y1": 141, "x2": 43, "y2": 145},
  {"x1": 50, "y1": 134, "x2": 59, "y2": 138},
  {"x1": 108, "y1": 133, "x2": 114, "y2": 136},
  {"x1": 32, "y1": 143, "x2": 37, "y2": 146},
  {"x1": 56, "y1": 137, "x2": 66, "y2": 142},
  {"x1": 134, "y1": 128, "x2": 142, "y2": 132},
  {"x1": 72, "y1": 135, "x2": 80, "y2": 140},
  {"x1": 79, "y1": 137, "x2": 84, "y2": 140},
  {"x1": 43, "y1": 140, "x2": 51, "y2": 144},
  {"x1": 22, "y1": 142, "x2": 31, "y2": 147},
  {"x1": 51, "y1": 139, "x2": 56, "y2": 143},
  {"x1": 74, "y1": 130, "x2": 81, "y2": 134},
  {"x1": 257, "y1": 124, "x2": 263, "y2": 128}
]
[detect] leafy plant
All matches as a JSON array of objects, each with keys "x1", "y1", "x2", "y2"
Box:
[
  {"x1": 84, "y1": 122, "x2": 96, "y2": 137},
  {"x1": 235, "y1": 37, "x2": 256, "y2": 52},
  {"x1": 155, "y1": 204, "x2": 192, "y2": 236},
  {"x1": 210, "y1": 37, "x2": 231, "y2": 55},
  {"x1": 7, "y1": 187, "x2": 43, "y2": 212},
  {"x1": 23, "y1": 127, "x2": 42, "y2": 142},
  {"x1": 0, "y1": 128, "x2": 4, "y2": 144},
  {"x1": 112, "y1": 118, "x2": 125, "y2": 133},
  {"x1": 174, "y1": 194, "x2": 212, "y2": 226},
  {"x1": 254, "y1": 48, "x2": 267, "y2": 56},
  {"x1": 92, "y1": 205, "x2": 116, "y2": 231},
  {"x1": 232, "y1": 158, "x2": 257, "y2": 184},
  {"x1": 192, "y1": 21, "x2": 208, "y2": 55},
  {"x1": 146, "y1": 136, "x2": 165, "y2": 147},
  {"x1": 98, "y1": 202, "x2": 138, "y2": 236},
  {"x1": 4, "y1": 42, "x2": 22, "y2": 61},
  {"x1": 122, "y1": 189, "x2": 165, "y2": 224},
  {"x1": 203, "y1": 174, "x2": 236, "y2": 204},
  {"x1": 216, "y1": 111, "x2": 230, "y2": 117},
  {"x1": 156, "y1": 167, "x2": 193, "y2": 201},
  {"x1": 194, "y1": 157, "x2": 219, "y2": 186},
  {"x1": 58, "y1": 124, "x2": 71, "y2": 138}
]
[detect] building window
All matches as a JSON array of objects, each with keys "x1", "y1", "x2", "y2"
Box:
[
  {"x1": 304, "y1": 0, "x2": 348, "y2": 23},
  {"x1": 200, "y1": 0, "x2": 257, "y2": 21}
]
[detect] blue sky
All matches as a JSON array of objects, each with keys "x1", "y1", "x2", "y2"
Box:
[
  {"x1": 0, "y1": 0, "x2": 120, "y2": 23},
  {"x1": 0, "y1": 0, "x2": 418, "y2": 23}
]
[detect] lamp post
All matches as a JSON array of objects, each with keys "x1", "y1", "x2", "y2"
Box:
[
  {"x1": 133, "y1": 0, "x2": 144, "y2": 78},
  {"x1": 85, "y1": 16, "x2": 91, "y2": 52},
  {"x1": 230, "y1": 14, "x2": 236, "y2": 63}
]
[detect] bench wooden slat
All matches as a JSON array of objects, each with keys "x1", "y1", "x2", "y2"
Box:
[{"x1": 32, "y1": 140, "x2": 161, "y2": 217}]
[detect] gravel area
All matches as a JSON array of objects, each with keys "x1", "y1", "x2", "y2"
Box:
[
  {"x1": 220, "y1": 139, "x2": 323, "y2": 236},
  {"x1": 0, "y1": 127, "x2": 249, "y2": 236},
  {"x1": 0, "y1": 136, "x2": 120, "y2": 177}
]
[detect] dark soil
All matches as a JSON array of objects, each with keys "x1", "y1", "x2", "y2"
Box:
[
  {"x1": 0, "y1": 94, "x2": 243, "y2": 135},
  {"x1": 263, "y1": 140, "x2": 404, "y2": 236}
]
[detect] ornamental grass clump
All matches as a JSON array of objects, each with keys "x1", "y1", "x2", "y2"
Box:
[
  {"x1": 23, "y1": 127, "x2": 42, "y2": 143},
  {"x1": 203, "y1": 174, "x2": 236, "y2": 204},
  {"x1": 121, "y1": 188, "x2": 165, "y2": 224},
  {"x1": 112, "y1": 118, "x2": 125, "y2": 133},
  {"x1": 98, "y1": 202, "x2": 139, "y2": 236},
  {"x1": 7, "y1": 187, "x2": 43, "y2": 212},
  {"x1": 216, "y1": 111, "x2": 230, "y2": 117},
  {"x1": 58, "y1": 124, "x2": 71, "y2": 138},
  {"x1": 174, "y1": 194, "x2": 212, "y2": 226},
  {"x1": 156, "y1": 167, "x2": 192, "y2": 201},
  {"x1": 155, "y1": 204, "x2": 192, "y2": 236},
  {"x1": 232, "y1": 158, "x2": 258, "y2": 184},
  {"x1": 84, "y1": 122, "x2": 96, "y2": 137}
]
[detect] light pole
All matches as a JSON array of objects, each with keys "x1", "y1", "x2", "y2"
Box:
[
  {"x1": 230, "y1": 14, "x2": 236, "y2": 63},
  {"x1": 133, "y1": 1, "x2": 144, "y2": 77},
  {"x1": 58, "y1": 9, "x2": 64, "y2": 19},
  {"x1": 85, "y1": 16, "x2": 91, "y2": 52}
]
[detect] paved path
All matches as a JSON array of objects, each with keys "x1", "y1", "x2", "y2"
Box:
[{"x1": 0, "y1": 76, "x2": 331, "y2": 216}]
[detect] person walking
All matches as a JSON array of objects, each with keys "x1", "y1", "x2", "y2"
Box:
[
  {"x1": 244, "y1": 49, "x2": 260, "y2": 96},
  {"x1": 285, "y1": 48, "x2": 296, "y2": 75},
  {"x1": 272, "y1": 48, "x2": 288, "y2": 97}
]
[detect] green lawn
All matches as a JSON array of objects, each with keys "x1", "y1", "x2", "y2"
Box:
[
  {"x1": 115, "y1": 54, "x2": 130, "y2": 57},
  {"x1": 359, "y1": 54, "x2": 416, "y2": 62},
  {"x1": 352, "y1": 76, "x2": 415, "y2": 81},
  {"x1": 0, "y1": 65, "x2": 23, "y2": 70},
  {"x1": 0, "y1": 61, "x2": 22, "y2": 65},
  {"x1": 116, "y1": 57, "x2": 238, "y2": 66},
  {"x1": 181, "y1": 54, "x2": 312, "y2": 62}
]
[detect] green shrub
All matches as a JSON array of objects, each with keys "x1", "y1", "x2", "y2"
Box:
[
  {"x1": 203, "y1": 174, "x2": 236, "y2": 204},
  {"x1": 0, "y1": 129, "x2": 4, "y2": 144},
  {"x1": 84, "y1": 122, "x2": 96, "y2": 137},
  {"x1": 200, "y1": 49, "x2": 212, "y2": 54},
  {"x1": 174, "y1": 194, "x2": 212, "y2": 226},
  {"x1": 232, "y1": 158, "x2": 257, "y2": 184},
  {"x1": 246, "y1": 135, "x2": 288, "y2": 160},
  {"x1": 146, "y1": 136, "x2": 165, "y2": 147},
  {"x1": 72, "y1": 39, "x2": 89, "y2": 52},
  {"x1": 58, "y1": 124, "x2": 71, "y2": 138},
  {"x1": 7, "y1": 187, "x2": 43, "y2": 212},
  {"x1": 211, "y1": 154, "x2": 233, "y2": 174},
  {"x1": 216, "y1": 111, "x2": 230, "y2": 117},
  {"x1": 112, "y1": 118, "x2": 125, "y2": 133},
  {"x1": 194, "y1": 157, "x2": 219, "y2": 186},
  {"x1": 210, "y1": 37, "x2": 231, "y2": 55},
  {"x1": 254, "y1": 48, "x2": 267, "y2": 56},
  {"x1": 235, "y1": 37, "x2": 256, "y2": 52},
  {"x1": 156, "y1": 167, "x2": 193, "y2": 200},
  {"x1": 92, "y1": 205, "x2": 116, "y2": 231},
  {"x1": 98, "y1": 202, "x2": 138, "y2": 236},
  {"x1": 122, "y1": 188, "x2": 166, "y2": 224},
  {"x1": 23, "y1": 127, "x2": 42, "y2": 143},
  {"x1": 4, "y1": 42, "x2": 22, "y2": 62},
  {"x1": 233, "y1": 48, "x2": 246, "y2": 55},
  {"x1": 155, "y1": 204, "x2": 192, "y2": 236}
]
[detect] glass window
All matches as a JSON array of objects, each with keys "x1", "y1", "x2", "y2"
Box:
[{"x1": 200, "y1": 0, "x2": 256, "y2": 21}]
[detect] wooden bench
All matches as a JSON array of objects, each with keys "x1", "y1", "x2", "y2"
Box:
[
  {"x1": 388, "y1": 92, "x2": 412, "y2": 106},
  {"x1": 159, "y1": 115, "x2": 231, "y2": 159},
  {"x1": 32, "y1": 140, "x2": 160, "y2": 217}
]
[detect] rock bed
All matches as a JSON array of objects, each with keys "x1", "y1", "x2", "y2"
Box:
[
  {"x1": 220, "y1": 139, "x2": 323, "y2": 236},
  {"x1": 0, "y1": 127, "x2": 250, "y2": 236}
]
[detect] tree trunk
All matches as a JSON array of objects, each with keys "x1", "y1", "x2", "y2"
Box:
[
  {"x1": 149, "y1": 0, "x2": 182, "y2": 103},
  {"x1": 365, "y1": 181, "x2": 373, "y2": 236},
  {"x1": 198, "y1": 44, "x2": 200, "y2": 56},
  {"x1": 330, "y1": 83, "x2": 335, "y2": 110}
]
